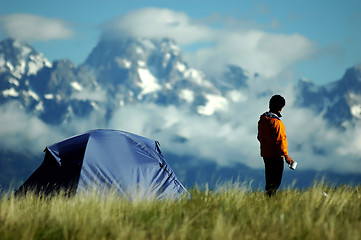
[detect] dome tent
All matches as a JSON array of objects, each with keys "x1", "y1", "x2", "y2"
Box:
[{"x1": 15, "y1": 129, "x2": 190, "y2": 200}]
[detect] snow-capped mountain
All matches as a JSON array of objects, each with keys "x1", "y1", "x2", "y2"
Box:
[
  {"x1": 0, "y1": 39, "x2": 103, "y2": 124},
  {"x1": 0, "y1": 37, "x2": 249, "y2": 125},
  {"x1": 27, "y1": 59, "x2": 102, "y2": 124},
  {"x1": 0, "y1": 38, "x2": 52, "y2": 78},
  {"x1": 0, "y1": 39, "x2": 51, "y2": 109},
  {"x1": 296, "y1": 65, "x2": 361, "y2": 127},
  {"x1": 1, "y1": 37, "x2": 360, "y2": 128},
  {"x1": 82, "y1": 37, "x2": 231, "y2": 116}
]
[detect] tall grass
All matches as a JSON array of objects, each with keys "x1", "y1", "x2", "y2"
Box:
[{"x1": 1, "y1": 183, "x2": 360, "y2": 240}]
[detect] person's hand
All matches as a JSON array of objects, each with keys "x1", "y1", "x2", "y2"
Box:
[{"x1": 285, "y1": 155, "x2": 293, "y2": 165}]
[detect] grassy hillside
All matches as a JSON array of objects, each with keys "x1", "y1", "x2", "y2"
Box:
[{"x1": 1, "y1": 183, "x2": 360, "y2": 240}]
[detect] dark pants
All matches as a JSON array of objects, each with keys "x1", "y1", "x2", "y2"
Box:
[{"x1": 263, "y1": 157, "x2": 284, "y2": 197}]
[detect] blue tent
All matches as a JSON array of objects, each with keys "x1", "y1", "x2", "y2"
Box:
[{"x1": 15, "y1": 129, "x2": 190, "y2": 200}]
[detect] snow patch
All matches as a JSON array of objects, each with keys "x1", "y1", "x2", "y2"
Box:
[
  {"x1": 28, "y1": 61, "x2": 40, "y2": 75},
  {"x1": 163, "y1": 53, "x2": 171, "y2": 68},
  {"x1": 19, "y1": 59, "x2": 26, "y2": 75},
  {"x1": 184, "y1": 68, "x2": 201, "y2": 80},
  {"x1": 348, "y1": 92, "x2": 361, "y2": 101},
  {"x1": 162, "y1": 41, "x2": 180, "y2": 55},
  {"x1": 8, "y1": 78, "x2": 20, "y2": 87},
  {"x1": 0, "y1": 55, "x2": 5, "y2": 69},
  {"x1": 165, "y1": 83, "x2": 172, "y2": 90},
  {"x1": 28, "y1": 54, "x2": 49, "y2": 75},
  {"x1": 2, "y1": 88, "x2": 19, "y2": 97},
  {"x1": 70, "y1": 81, "x2": 83, "y2": 91},
  {"x1": 137, "y1": 68, "x2": 161, "y2": 95},
  {"x1": 184, "y1": 68, "x2": 213, "y2": 88},
  {"x1": 170, "y1": 43, "x2": 180, "y2": 54},
  {"x1": 27, "y1": 90, "x2": 40, "y2": 101},
  {"x1": 350, "y1": 105, "x2": 361, "y2": 119},
  {"x1": 179, "y1": 89, "x2": 194, "y2": 103},
  {"x1": 44, "y1": 93, "x2": 54, "y2": 100},
  {"x1": 35, "y1": 101, "x2": 44, "y2": 111},
  {"x1": 12, "y1": 40, "x2": 23, "y2": 49},
  {"x1": 137, "y1": 61, "x2": 146, "y2": 67},
  {"x1": 6, "y1": 62, "x2": 14, "y2": 72},
  {"x1": 44, "y1": 58, "x2": 52, "y2": 68},
  {"x1": 175, "y1": 62, "x2": 186, "y2": 72},
  {"x1": 20, "y1": 46, "x2": 32, "y2": 57},
  {"x1": 91, "y1": 101, "x2": 99, "y2": 110},
  {"x1": 115, "y1": 57, "x2": 131, "y2": 68},
  {"x1": 136, "y1": 47, "x2": 143, "y2": 54},
  {"x1": 56, "y1": 94, "x2": 62, "y2": 101},
  {"x1": 197, "y1": 94, "x2": 228, "y2": 116}
]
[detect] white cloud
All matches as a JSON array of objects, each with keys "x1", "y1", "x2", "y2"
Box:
[
  {"x1": 1, "y1": 85, "x2": 360, "y2": 177},
  {"x1": 100, "y1": 8, "x2": 317, "y2": 78},
  {"x1": 0, "y1": 14, "x2": 73, "y2": 41},
  {"x1": 0, "y1": 102, "x2": 66, "y2": 152},
  {"x1": 107, "y1": 103, "x2": 262, "y2": 168},
  {"x1": 107, "y1": 102, "x2": 354, "y2": 173},
  {"x1": 0, "y1": 101, "x2": 106, "y2": 154},
  {"x1": 71, "y1": 88, "x2": 107, "y2": 102},
  {"x1": 185, "y1": 30, "x2": 316, "y2": 78},
  {"x1": 106, "y1": 80, "x2": 361, "y2": 174},
  {"x1": 101, "y1": 8, "x2": 213, "y2": 45}
]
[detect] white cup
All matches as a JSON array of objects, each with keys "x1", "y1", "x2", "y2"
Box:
[{"x1": 289, "y1": 161, "x2": 297, "y2": 170}]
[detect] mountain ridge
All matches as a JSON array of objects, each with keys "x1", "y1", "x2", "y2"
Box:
[
  {"x1": 1, "y1": 37, "x2": 360, "y2": 126},
  {"x1": 1, "y1": 38, "x2": 251, "y2": 128},
  {"x1": 296, "y1": 64, "x2": 361, "y2": 127}
]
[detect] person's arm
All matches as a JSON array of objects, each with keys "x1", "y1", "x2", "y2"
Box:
[
  {"x1": 284, "y1": 154, "x2": 293, "y2": 164},
  {"x1": 274, "y1": 120, "x2": 293, "y2": 164}
]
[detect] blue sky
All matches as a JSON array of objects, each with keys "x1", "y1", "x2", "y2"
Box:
[{"x1": 1, "y1": 0, "x2": 360, "y2": 84}]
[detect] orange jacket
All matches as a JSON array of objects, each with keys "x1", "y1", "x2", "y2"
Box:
[{"x1": 257, "y1": 112, "x2": 288, "y2": 158}]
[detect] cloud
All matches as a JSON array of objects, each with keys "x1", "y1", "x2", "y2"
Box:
[
  {"x1": 1, "y1": 82, "x2": 360, "y2": 177},
  {"x1": 0, "y1": 101, "x2": 106, "y2": 154},
  {"x1": 101, "y1": 8, "x2": 213, "y2": 45},
  {"x1": 0, "y1": 102, "x2": 66, "y2": 152},
  {"x1": 185, "y1": 30, "x2": 316, "y2": 78},
  {"x1": 106, "y1": 80, "x2": 361, "y2": 174},
  {"x1": 100, "y1": 8, "x2": 317, "y2": 78},
  {"x1": 107, "y1": 102, "x2": 263, "y2": 169},
  {"x1": 71, "y1": 88, "x2": 107, "y2": 102},
  {"x1": 0, "y1": 14, "x2": 73, "y2": 41}
]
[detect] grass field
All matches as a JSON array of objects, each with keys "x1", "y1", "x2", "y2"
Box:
[{"x1": 1, "y1": 183, "x2": 360, "y2": 240}]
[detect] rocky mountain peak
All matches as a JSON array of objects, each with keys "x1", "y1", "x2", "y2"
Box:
[
  {"x1": 83, "y1": 37, "x2": 181, "y2": 70},
  {"x1": 339, "y1": 65, "x2": 361, "y2": 93},
  {"x1": 296, "y1": 64, "x2": 361, "y2": 126},
  {"x1": 0, "y1": 38, "x2": 52, "y2": 78}
]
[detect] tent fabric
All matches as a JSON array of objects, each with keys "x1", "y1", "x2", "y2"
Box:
[{"x1": 15, "y1": 129, "x2": 190, "y2": 200}]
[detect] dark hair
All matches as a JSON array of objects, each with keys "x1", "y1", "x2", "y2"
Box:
[{"x1": 269, "y1": 95, "x2": 285, "y2": 112}]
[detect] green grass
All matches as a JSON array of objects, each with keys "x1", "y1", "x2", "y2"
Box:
[{"x1": 1, "y1": 183, "x2": 360, "y2": 240}]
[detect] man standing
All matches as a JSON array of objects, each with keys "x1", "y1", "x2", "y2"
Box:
[{"x1": 257, "y1": 95, "x2": 293, "y2": 197}]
